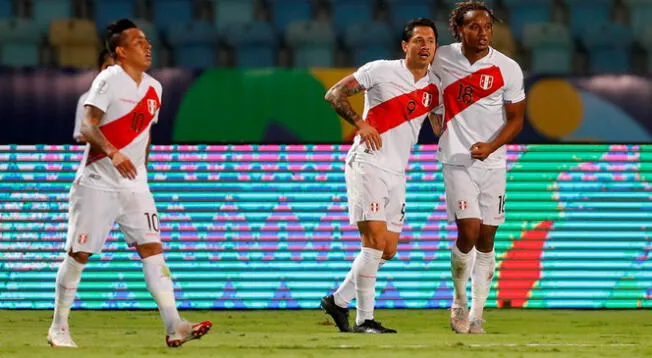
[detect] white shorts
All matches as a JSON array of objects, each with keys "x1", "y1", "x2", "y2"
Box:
[
  {"x1": 442, "y1": 164, "x2": 506, "y2": 226},
  {"x1": 65, "y1": 183, "x2": 161, "y2": 254},
  {"x1": 345, "y1": 161, "x2": 406, "y2": 233}
]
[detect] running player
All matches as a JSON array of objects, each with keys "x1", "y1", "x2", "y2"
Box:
[
  {"x1": 73, "y1": 49, "x2": 114, "y2": 143},
  {"x1": 47, "y1": 19, "x2": 212, "y2": 348},
  {"x1": 320, "y1": 18, "x2": 440, "y2": 334},
  {"x1": 431, "y1": 1, "x2": 526, "y2": 334}
]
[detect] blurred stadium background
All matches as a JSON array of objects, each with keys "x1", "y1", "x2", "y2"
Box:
[{"x1": 0, "y1": 0, "x2": 650, "y2": 355}]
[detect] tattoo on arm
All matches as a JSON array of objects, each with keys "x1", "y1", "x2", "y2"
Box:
[
  {"x1": 324, "y1": 75, "x2": 364, "y2": 127},
  {"x1": 80, "y1": 105, "x2": 118, "y2": 157}
]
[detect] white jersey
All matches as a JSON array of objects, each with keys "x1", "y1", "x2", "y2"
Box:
[
  {"x1": 75, "y1": 65, "x2": 162, "y2": 192},
  {"x1": 73, "y1": 91, "x2": 89, "y2": 139},
  {"x1": 347, "y1": 60, "x2": 440, "y2": 174},
  {"x1": 432, "y1": 43, "x2": 525, "y2": 168}
]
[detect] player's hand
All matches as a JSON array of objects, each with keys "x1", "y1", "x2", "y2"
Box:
[
  {"x1": 356, "y1": 121, "x2": 382, "y2": 151},
  {"x1": 75, "y1": 135, "x2": 87, "y2": 143},
  {"x1": 110, "y1": 151, "x2": 137, "y2": 179},
  {"x1": 470, "y1": 142, "x2": 496, "y2": 161},
  {"x1": 428, "y1": 113, "x2": 444, "y2": 137}
]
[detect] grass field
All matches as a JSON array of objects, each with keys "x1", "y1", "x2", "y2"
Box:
[{"x1": 0, "y1": 309, "x2": 650, "y2": 357}]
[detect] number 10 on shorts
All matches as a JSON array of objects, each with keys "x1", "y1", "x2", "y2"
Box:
[
  {"x1": 498, "y1": 195, "x2": 506, "y2": 215},
  {"x1": 144, "y1": 212, "x2": 160, "y2": 232}
]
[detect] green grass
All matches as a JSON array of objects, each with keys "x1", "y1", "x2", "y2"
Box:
[{"x1": 0, "y1": 309, "x2": 650, "y2": 357}]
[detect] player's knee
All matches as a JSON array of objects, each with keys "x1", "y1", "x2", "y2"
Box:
[
  {"x1": 361, "y1": 227, "x2": 387, "y2": 250},
  {"x1": 476, "y1": 235, "x2": 495, "y2": 252},
  {"x1": 359, "y1": 221, "x2": 388, "y2": 250},
  {"x1": 136, "y1": 242, "x2": 164, "y2": 259},
  {"x1": 365, "y1": 232, "x2": 386, "y2": 250},
  {"x1": 68, "y1": 251, "x2": 91, "y2": 264},
  {"x1": 455, "y1": 219, "x2": 481, "y2": 252},
  {"x1": 456, "y1": 230, "x2": 478, "y2": 253}
]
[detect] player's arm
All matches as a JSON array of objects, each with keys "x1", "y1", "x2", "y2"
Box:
[
  {"x1": 324, "y1": 74, "x2": 382, "y2": 150},
  {"x1": 81, "y1": 105, "x2": 137, "y2": 179},
  {"x1": 428, "y1": 103, "x2": 445, "y2": 137},
  {"x1": 471, "y1": 100, "x2": 525, "y2": 160},
  {"x1": 73, "y1": 97, "x2": 87, "y2": 143}
]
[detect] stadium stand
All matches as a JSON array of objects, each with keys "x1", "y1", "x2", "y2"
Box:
[{"x1": 0, "y1": 0, "x2": 645, "y2": 74}]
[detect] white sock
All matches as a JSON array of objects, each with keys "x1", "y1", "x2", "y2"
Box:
[
  {"x1": 470, "y1": 249, "x2": 496, "y2": 321},
  {"x1": 142, "y1": 254, "x2": 180, "y2": 334},
  {"x1": 334, "y1": 256, "x2": 387, "y2": 308},
  {"x1": 451, "y1": 244, "x2": 474, "y2": 308},
  {"x1": 52, "y1": 255, "x2": 85, "y2": 328},
  {"x1": 354, "y1": 247, "x2": 383, "y2": 325}
]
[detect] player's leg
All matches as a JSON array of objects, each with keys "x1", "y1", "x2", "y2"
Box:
[
  {"x1": 323, "y1": 162, "x2": 389, "y2": 333},
  {"x1": 49, "y1": 185, "x2": 117, "y2": 347},
  {"x1": 468, "y1": 167, "x2": 506, "y2": 334},
  {"x1": 468, "y1": 224, "x2": 497, "y2": 334},
  {"x1": 117, "y1": 191, "x2": 211, "y2": 347},
  {"x1": 321, "y1": 161, "x2": 366, "y2": 331},
  {"x1": 351, "y1": 167, "x2": 403, "y2": 334},
  {"x1": 352, "y1": 220, "x2": 398, "y2": 333},
  {"x1": 443, "y1": 164, "x2": 482, "y2": 333},
  {"x1": 328, "y1": 173, "x2": 403, "y2": 314}
]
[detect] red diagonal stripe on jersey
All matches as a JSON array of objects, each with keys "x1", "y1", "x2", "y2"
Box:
[
  {"x1": 366, "y1": 83, "x2": 439, "y2": 135},
  {"x1": 443, "y1": 66, "x2": 504, "y2": 126},
  {"x1": 86, "y1": 86, "x2": 160, "y2": 166}
]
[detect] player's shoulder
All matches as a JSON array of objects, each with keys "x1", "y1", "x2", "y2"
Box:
[
  {"x1": 77, "y1": 90, "x2": 89, "y2": 104},
  {"x1": 434, "y1": 43, "x2": 459, "y2": 60},
  {"x1": 359, "y1": 59, "x2": 401, "y2": 72},
  {"x1": 490, "y1": 48, "x2": 523, "y2": 75},
  {"x1": 143, "y1": 72, "x2": 162, "y2": 93},
  {"x1": 94, "y1": 65, "x2": 122, "y2": 83}
]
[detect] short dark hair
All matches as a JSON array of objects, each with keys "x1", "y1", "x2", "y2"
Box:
[
  {"x1": 449, "y1": 1, "x2": 497, "y2": 41},
  {"x1": 402, "y1": 18, "x2": 438, "y2": 43},
  {"x1": 105, "y1": 18, "x2": 138, "y2": 58},
  {"x1": 97, "y1": 49, "x2": 111, "y2": 70}
]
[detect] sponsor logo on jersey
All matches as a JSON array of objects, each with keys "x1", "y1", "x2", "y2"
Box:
[
  {"x1": 458, "y1": 200, "x2": 468, "y2": 210},
  {"x1": 78, "y1": 233, "x2": 88, "y2": 244}
]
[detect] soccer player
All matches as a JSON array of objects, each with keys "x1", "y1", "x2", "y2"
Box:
[
  {"x1": 72, "y1": 49, "x2": 115, "y2": 143},
  {"x1": 320, "y1": 18, "x2": 440, "y2": 334},
  {"x1": 431, "y1": 1, "x2": 526, "y2": 334},
  {"x1": 47, "y1": 19, "x2": 212, "y2": 348}
]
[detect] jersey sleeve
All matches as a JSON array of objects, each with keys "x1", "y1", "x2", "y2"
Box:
[
  {"x1": 72, "y1": 92, "x2": 87, "y2": 138},
  {"x1": 84, "y1": 74, "x2": 113, "y2": 112},
  {"x1": 503, "y1": 61, "x2": 526, "y2": 104},
  {"x1": 353, "y1": 60, "x2": 383, "y2": 90}
]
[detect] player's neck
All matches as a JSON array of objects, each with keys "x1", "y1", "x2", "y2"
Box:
[
  {"x1": 461, "y1": 45, "x2": 489, "y2": 65},
  {"x1": 119, "y1": 63, "x2": 144, "y2": 85},
  {"x1": 405, "y1": 60, "x2": 428, "y2": 82}
]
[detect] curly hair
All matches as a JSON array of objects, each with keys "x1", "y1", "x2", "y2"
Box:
[{"x1": 449, "y1": 1, "x2": 497, "y2": 41}]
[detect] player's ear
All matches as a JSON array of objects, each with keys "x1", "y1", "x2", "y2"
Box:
[
  {"x1": 401, "y1": 40, "x2": 408, "y2": 53},
  {"x1": 115, "y1": 46, "x2": 126, "y2": 59}
]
